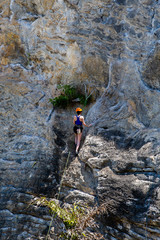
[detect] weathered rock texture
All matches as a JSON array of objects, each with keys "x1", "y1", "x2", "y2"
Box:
[{"x1": 0, "y1": 0, "x2": 160, "y2": 239}]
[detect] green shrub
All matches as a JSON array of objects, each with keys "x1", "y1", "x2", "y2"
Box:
[
  {"x1": 32, "y1": 197, "x2": 105, "y2": 240},
  {"x1": 41, "y1": 198, "x2": 83, "y2": 229},
  {"x1": 62, "y1": 85, "x2": 78, "y2": 100},
  {"x1": 49, "y1": 84, "x2": 92, "y2": 108},
  {"x1": 33, "y1": 197, "x2": 86, "y2": 239},
  {"x1": 49, "y1": 95, "x2": 68, "y2": 108}
]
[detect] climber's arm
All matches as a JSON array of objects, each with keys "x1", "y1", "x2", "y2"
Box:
[{"x1": 81, "y1": 116, "x2": 91, "y2": 127}]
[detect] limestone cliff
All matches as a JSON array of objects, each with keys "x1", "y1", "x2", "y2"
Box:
[{"x1": 0, "y1": 0, "x2": 160, "y2": 239}]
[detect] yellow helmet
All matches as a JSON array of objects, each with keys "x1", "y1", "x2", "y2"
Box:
[{"x1": 76, "y1": 107, "x2": 82, "y2": 112}]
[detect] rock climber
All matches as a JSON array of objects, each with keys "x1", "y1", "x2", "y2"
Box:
[{"x1": 73, "y1": 107, "x2": 92, "y2": 155}]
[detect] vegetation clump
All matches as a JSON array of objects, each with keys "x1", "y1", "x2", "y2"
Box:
[
  {"x1": 49, "y1": 84, "x2": 93, "y2": 108},
  {"x1": 32, "y1": 197, "x2": 104, "y2": 240},
  {"x1": 40, "y1": 197, "x2": 84, "y2": 229}
]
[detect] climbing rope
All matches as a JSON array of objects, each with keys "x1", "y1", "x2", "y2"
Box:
[{"x1": 45, "y1": 152, "x2": 70, "y2": 240}]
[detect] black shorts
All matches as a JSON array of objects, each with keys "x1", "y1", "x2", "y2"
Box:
[{"x1": 73, "y1": 125, "x2": 83, "y2": 134}]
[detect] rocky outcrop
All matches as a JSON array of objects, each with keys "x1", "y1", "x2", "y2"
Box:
[
  {"x1": 62, "y1": 115, "x2": 160, "y2": 239},
  {"x1": 0, "y1": 0, "x2": 160, "y2": 239},
  {"x1": 60, "y1": 60, "x2": 160, "y2": 238}
]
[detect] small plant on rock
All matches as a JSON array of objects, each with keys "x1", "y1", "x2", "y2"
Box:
[
  {"x1": 49, "y1": 84, "x2": 93, "y2": 108},
  {"x1": 32, "y1": 197, "x2": 104, "y2": 240}
]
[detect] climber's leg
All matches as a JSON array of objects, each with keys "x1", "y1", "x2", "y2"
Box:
[
  {"x1": 76, "y1": 132, "x2": 82, "y2": 154},
  {"x1": 75, "y1": 133, "x2": 78, "y2": 145}
]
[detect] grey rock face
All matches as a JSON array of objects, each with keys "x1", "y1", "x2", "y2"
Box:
[
  {"x1": 0, "y1": 0, "x2": 160, "y2": 239},
  {"x1": 63, "y1": 113, "x2": 160, "y2": 238}
]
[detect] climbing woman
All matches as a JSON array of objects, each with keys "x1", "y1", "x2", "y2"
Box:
[{"x1": 73, "y1": 107, "x2": 91, "y2": 155}]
